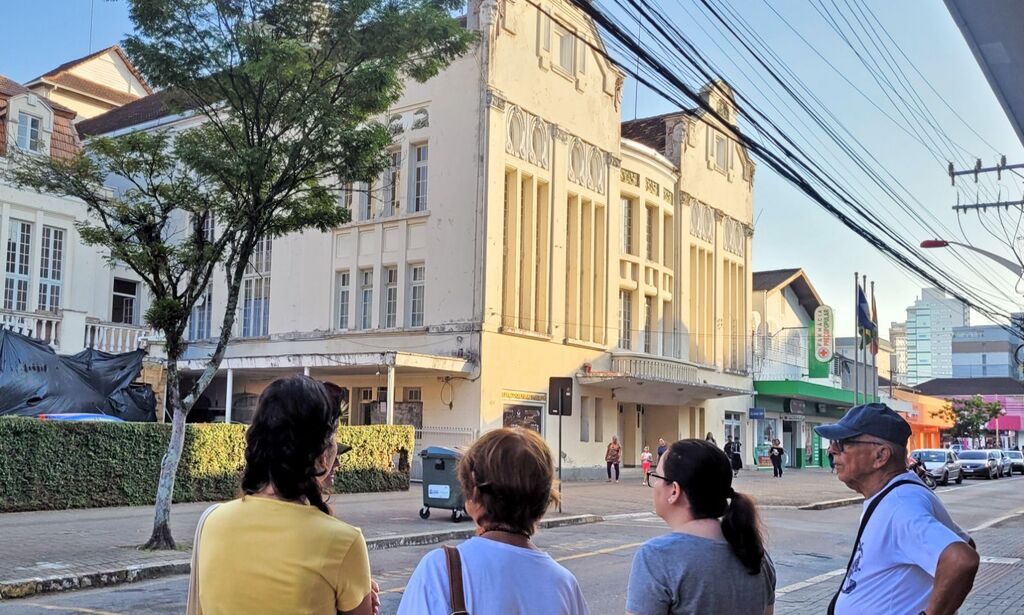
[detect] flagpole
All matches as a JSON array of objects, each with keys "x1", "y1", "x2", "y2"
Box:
[
  {"x1": 862, "y1": 274, "x2": 868, "y2": 404},
  {"x1": 854, "y1": 271, "x2": 859, "y2": 407},
  {"x1": 870, "y1": 280, "x2": 876, "y2": 402}
]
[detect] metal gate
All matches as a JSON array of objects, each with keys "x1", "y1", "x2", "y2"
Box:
[{"x1": 412, "y1": 426, "x2": 478, "y2": 481}]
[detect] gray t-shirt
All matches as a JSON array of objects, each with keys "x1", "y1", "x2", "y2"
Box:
[{"x1": 625, "y1": 532, "x2": 775, "y2": 615}]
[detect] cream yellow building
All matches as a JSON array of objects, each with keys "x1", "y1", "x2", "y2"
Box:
[
  {"x1": 79, "y1": 0, "x2": 756, "y2": 473},
  {"x1": 26, "y1": 46, "x2": 151, "y2": 121}
]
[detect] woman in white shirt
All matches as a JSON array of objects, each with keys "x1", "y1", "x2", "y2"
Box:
[{"x1": 397, "y1": 428, "x2": 589, "y2": 615}]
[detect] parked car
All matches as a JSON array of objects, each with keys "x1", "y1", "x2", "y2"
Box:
[
  {"x1": 1004, "y1": 450, "x2": 1024, "y2": 475},
  {"x1": 957, "y1": 450, "x2": 1001, "y2": 480},
  {"x1": 910, "y1": 449, "x2": 963, "y2": 486},
  {"x1": 37, "y1": 414, "x2": 125, "y2": 422},
  {"x1": 990, "y1": 449, "x2": 1014, "y2": 477}
]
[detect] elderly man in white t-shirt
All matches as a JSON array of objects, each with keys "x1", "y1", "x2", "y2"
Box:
[{"x1": 815, "y1": 403, "x2": 980, "y2": 615}]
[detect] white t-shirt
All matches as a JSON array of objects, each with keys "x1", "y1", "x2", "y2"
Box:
[
  {"x1": 396, "y1": 536, "x2": 589, "y2": 615},
  {"x1": 834, "y1": 472, "x2": 971, "y2": 615}
]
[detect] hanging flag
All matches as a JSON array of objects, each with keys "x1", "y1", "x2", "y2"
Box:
[
  {"x1": 857, "y1": 283, "x2": 876, "y2": 349},
  {"x1": 869, "y1": 287, "x2": 879, "y2": 356}
]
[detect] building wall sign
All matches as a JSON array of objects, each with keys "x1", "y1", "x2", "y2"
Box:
[
  {"x1": 749, "y1": 407, "x2": 766, "y2": 419},
  {"x1": 786, "y1": 398, "x2": 807, "y2": 414},
  {"x1": 814, "y1": 305, "x2": 835, "y2": 362}
]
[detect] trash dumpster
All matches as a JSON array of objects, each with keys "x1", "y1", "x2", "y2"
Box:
[{"x1": 419, "y1": 446, "x2": 466, "y2": 522}]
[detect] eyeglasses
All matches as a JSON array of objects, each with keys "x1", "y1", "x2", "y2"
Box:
[
  {"x1": 830, "y1": 438, "x2": 886, "y2": 453},
  {"x1": 647, "y1": 472, "x2": 674, "y2": 488}
]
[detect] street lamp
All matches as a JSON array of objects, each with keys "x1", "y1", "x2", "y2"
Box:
[{"x1": 920, "y1": 239, "x2": 1023, "y2": 276}]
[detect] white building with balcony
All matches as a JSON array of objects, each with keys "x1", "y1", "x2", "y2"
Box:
[
  {"x1": 0, "y1": 75, "x2": 150, "y2": 358},
  {"x1": 75, "y1": 1, "x2": 756, "y2": 472}
]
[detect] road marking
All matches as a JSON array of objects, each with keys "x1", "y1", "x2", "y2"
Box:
[
  {"x1": 555, "y1": 541, "x2": 646, "y2": 562},
  {"x1": 980, "y1": 556, "x2": 1022, "y2": 565},
  {"x1": 776, "y1": 568, "x2": 846, "y2": 594},
  {"x1": 30, "y1": 607, "x2": 121, "y2": 615},
  {"x1": 969, "y1": 509, "x2": 1024, "y2": 532}
]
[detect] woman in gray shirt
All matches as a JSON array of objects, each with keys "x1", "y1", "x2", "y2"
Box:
[{"x1": 625, "y1": 439, "x2": 775, "y2": 615}]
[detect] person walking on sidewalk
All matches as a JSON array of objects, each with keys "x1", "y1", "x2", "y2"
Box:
[
  {"x1": 187, "y1": 375, "x2": 378, "y2": 615},
  {"x1": 769, "y1": 439, "x2": 785, "y2": 477},
  {"x1": 606, "y1": 436, "x2": 622, "y2": 482},
  {"x1": 625, "y1": 439, "x2": 775, "y2": 615},
  {"x1": 656, "y1": 438, "x2": 668, "y2": 462},
  {"x1": 641, "y1": 446, "x2": 654, "y2": 486},
  {"x1": 815, "y1": 403, "x2": 979, "y2": 615},
  {"x1": 728, "y1": 437, "x2": 743, "y2": 478},
  {"x1": 397, "y1": 428, "x2": 589, "y2": 615}
]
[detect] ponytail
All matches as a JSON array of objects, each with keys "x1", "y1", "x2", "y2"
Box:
[{"x1": 721, "y1": 491, "x2": 766, "y2": 575}]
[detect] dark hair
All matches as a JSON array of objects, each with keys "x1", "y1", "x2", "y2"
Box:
[
  {"x1": 241, "y1": 375, "x2": 341, "y2": 515},
  {"x1": 457, "y1": 428, "x2": 559, "y2": 536},
  {"x1": 662, "y1": 439, "x2": 766, "y2": 575}
]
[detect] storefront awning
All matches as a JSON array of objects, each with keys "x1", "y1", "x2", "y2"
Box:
[
  {"x1": 987, "y1": 415, "x2": 1023, "y2": 431},
  {"x1": 755, "y1": 380, "x2": 870, "y2": 406}
]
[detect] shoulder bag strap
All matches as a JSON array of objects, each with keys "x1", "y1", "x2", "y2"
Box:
[
  {"x1": 826, "y1": 480, "x2": 928, "y2": 615},
  {"x1": 185, "y1": 503, "x2": 221, "y2": 615},
  {"x1": 443, "y1": 545, "x2": 470, "y2": 615}
]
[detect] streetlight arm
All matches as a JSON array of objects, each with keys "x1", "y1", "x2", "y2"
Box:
[{"x1": 921, "y1": 240, "x2": 1023, "y2": 276}]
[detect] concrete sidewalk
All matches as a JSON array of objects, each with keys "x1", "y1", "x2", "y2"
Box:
[{"x1": 0, "y1": 467, "x2": 856, "y2": 599}]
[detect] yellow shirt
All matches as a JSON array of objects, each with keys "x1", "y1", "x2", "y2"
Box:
[{"x1": 197, "y1": 495, "x2": 371, "y2": 614}]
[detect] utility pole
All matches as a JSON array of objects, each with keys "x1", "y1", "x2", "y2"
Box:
[{"x1": 948, "y1": 156, "x2": 1024, "y2": 185}]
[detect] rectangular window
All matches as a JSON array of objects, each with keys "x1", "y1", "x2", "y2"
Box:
[
  {"x1": 594, "y1": 398, "x2": 604, "y2": 442},
  {"x1": 382, "y1": 151, "x2": 401, "y2": 217},
  {"x1": 16, "y1": 113, "x2": 42, "y2": 152},
  {"x1": 336, "y1": 271, "x2": 350, "y2": 330},
  {"x1": 382, "y1": 266, "x2": 398, "y2": 328},
  {"x1": 111, "y1": 279, "x2": 139, "y2": 324},
  {"x1": 621, "y1": 197, "x2": 633, "y2": 254},
  {"x1": 341, "y1": 182, "x2": 355, "y2": 213},
  {"x1": 646, "y1": 206, "x2": 655, "y2": 260},
  {"x1": 38, "y1": 226, "x2": 64, "y2": 312},
  {"x1": 555, "y1": 26, "x2": 574, "y2": 73},
  {"x1": 409, "y1": 264, "x2": 425, "y2": 327},
  {"x1": 404, "y1": 387, "x2": 422, "y2": 402},
  {"x1": 715, "y1": 134, "x2": 729, "y2": 171},
  {"x1": 644, "y1": 296, "x2": 653, "y2": 354},
  {"x1": 580, "y1": 396, "x2": 590, "y2": 442},
  {"x1": 242, "y1": 237, "x2": 272, "y2": 337},
  {"x1": 359, "y1": 182, "x2": 374, "y2": 221},
  {"x1": 412, "y1": 144, "x2": 428, "y2": 212},
  {"x1": 189, "y1": 285, "x2": 212, "y2": 340},
  {"x1": 359, "y1": 268, "x2": 373, "y2": 329},
  {"x1": 200, "y1": 214, "x2": 215, "y2": 242},
  {"x1": 4, "y1": 221, "x2": 32, "y2": 312},
  {"x1": 619, "y1": 290, "x2": 632, "y2": 349}
]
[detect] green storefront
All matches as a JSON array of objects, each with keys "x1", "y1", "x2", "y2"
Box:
[{"x1": 752, "y1": 380, "x2": 860, "y2": 469}]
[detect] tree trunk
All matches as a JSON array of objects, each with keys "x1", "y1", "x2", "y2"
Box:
[{"x1": 143, "y1": 362, "x2": 185, "y2": 550}]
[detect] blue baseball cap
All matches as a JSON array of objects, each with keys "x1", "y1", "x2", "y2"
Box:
[{"x1": 813, "y1": 403, "x2": 912, "y2": 445}]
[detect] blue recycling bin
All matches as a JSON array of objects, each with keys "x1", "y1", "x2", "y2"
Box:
[{"x1": 418, "y1": 446, "x2": 466, "y2": 522}]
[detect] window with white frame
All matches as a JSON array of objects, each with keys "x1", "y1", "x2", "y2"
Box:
[
  {"x1": 408, "y1": 264, "x2": 425, "y2": 327},
  {"x1": 336, "y1": 270, "x2": 350, "y2": 330},
  {"x1": 643, "y1": 296, "x2": 654, "y2": 354},
  {"x1": 621, "y1": 197, "x2": 633, "y2": 254},
  {"x1": 382, "y1": 266, "x2": 398, "y2": 328},
  {"x1": 382, "y1": 151, "x2": 401, "y2": 217},
  {"x1": 189, "y1": 285, "x2": 212, "y2": 340},
  {"x1": 37, "y1": 226, "x2": 64, "y2": 312},
  {"x1": 554, "y1": 25, "x2": 575, "y2": 73},
  {"x1": 4, "y1": 220, "x2": 32, "y2": 312},
  {"x1": 715, "y1": 133, "x2": 729, "y2": 172},
  {"x1": 645, "y1": 206, "x2": 655, "y2": 260},
  {"x1": 200, "y1": 213, "x2": 215, "y2": 242},
  {"x1": 359, "y1": 182, "x2": 374, "y2": 221},
  {"x1": 242, "y1": 237, "x2": 272, "y2": 337},
  {"x1": 111, "y1": 279, "x2": 139, "y2": 324},
  {"x1": 358, "y1": 268, "x2": 373, "y2": 329},
  {"x1": 411, "y1": 144, "x2": 428, "y2": 212},
  {"x1": 404, "y1": 387, "x2": 422, "y2": 402},
  {"x1": 16, "y1": 113, "x2": 42, "y2": 152},
  {"x1": 618, "y1": 290, "x2": 632, "y2": 349},
  {"x1": 341, "y1": 182, "x2": 355, "y2": 213}
]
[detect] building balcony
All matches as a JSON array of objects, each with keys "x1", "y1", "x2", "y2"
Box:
[
  {"x1": 0, "y1": 308, "x2": 150, "y2": 355},
  {"x1": 577, "y1": 352, "x2": 754, "y2": 406}
]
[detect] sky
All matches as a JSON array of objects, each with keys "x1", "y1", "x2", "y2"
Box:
[{"x1": 2, "y1": 1, "x2": 1022, "y2": 340}]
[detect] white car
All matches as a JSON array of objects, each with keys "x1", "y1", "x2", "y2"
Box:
[{"x1": 910, "y1": 449, "x2": 963, "y2": 486}]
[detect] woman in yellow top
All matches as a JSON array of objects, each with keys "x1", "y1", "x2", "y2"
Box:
[{"x1": 188, "y1": 375, "x2": 378, "y2": 615}]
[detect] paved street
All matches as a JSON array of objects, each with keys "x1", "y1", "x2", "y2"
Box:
[{"x1": 3, "y1": 474, "x2": 1022, "y2": 614}]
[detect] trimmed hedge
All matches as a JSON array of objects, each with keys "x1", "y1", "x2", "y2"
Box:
[{"x1": 0, "y1": 418, "x2": 414, "y2": 512}]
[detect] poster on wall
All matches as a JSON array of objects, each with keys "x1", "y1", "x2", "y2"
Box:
[
  {"x1": 810, "y1": 305, "x2": 834, "y2": 378},
  {"x1": 502, "y1": 404, "x2": 543, "y2": 433}
]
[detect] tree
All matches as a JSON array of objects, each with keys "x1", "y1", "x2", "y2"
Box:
[
  {"x1": 931, "y1": 395, "x2": 1004, "y2": 439},
  {"x1": 5, "y1": 0, "x2": 472, "y2": 549}
]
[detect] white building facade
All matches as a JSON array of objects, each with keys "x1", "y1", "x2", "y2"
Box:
[
  {"x1": 81, "y1": 0, "x2": 757, "y2": 472},
  {"x1": 905, "y1": 287, "x2": 970, "y2": 386}
]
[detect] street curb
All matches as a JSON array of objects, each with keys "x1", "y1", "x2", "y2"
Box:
[
  {"x1": 0, "y1": 514, "x2": 603, "y2": 600},
  {"x1": 798, "y1": 496, "x2": 864, "y2": 510},
  {"x1": 0, "y1": 560, "x2": 190, "y2": 600}
]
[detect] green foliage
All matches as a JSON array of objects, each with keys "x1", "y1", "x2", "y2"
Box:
[
  {"x1": 0, "y1": 418, "x2": 412, "y2": 512},
  {"x1": 931, "y1": 395, "x2": 1004, "y2": 438}
]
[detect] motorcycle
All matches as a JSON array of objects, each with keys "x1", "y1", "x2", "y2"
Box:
[{"x1": 908, "y1": 458, "x2": 937, "y2": 490}]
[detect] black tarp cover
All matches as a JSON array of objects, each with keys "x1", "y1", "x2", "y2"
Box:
[{"x1": 0, "y1": 330, "x2": 156, "y2": 421}]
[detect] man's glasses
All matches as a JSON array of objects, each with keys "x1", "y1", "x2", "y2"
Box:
[{"x1": 831, "y1": 438, "x2": 885, "y2": 453}]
